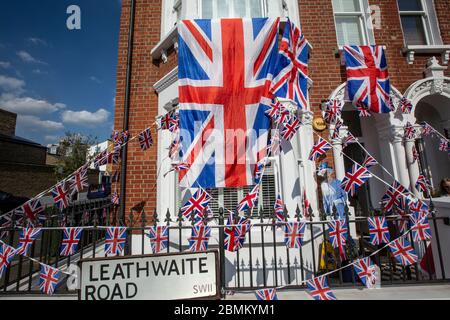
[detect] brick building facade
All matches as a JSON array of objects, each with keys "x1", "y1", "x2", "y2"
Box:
[{"x1": 113, "y1": 0, "x2": 450, "y2": 222}]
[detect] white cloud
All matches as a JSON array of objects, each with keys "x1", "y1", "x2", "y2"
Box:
[
  {"x1": 32, "y1": 69, "x2": 48, "y2": 75},
  {"x1": 0, "y1": 61, "x2": 11, "y2": 69},
  {"x1": 16, "y1": 50, "x2": 47, "y2": 65},
  {"x1": 0, "y1": 75, "x2": 25, "y2": 92},
  {"x1": 18, "y1": 115, "x2": 64, "y2": 132},
  {"x1": 0, "y1": 95, "x2": 66, "y2": 115},
  {"x1": 62, "y1": 108, "x2": 110, "y2": 126},
  {"x1": 27, "y1": 38, "x2": 47, "y2": 46},
  {"x1": 89, "y1": 76, "x2": 102, "y2": 84}
]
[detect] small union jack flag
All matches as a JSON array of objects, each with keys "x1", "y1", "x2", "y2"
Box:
[
  {"x1": 224, "y1": 224, "x2": 241, "y2": 252},
  {"x1": 323, "y1": 99, "x2": 343, "y2": 124},
  {"x1": 421, "y1": 122, "x2": 433, "y2": 136},
  {"x1": 106, "y1": 148, "x2": 120, "y2": 165},
  {"x1": 308, "y1": 137, "x2": 331, "y2": 161},
  {"x1": 51, "y1": 182, "x2": 70, "y2": 210},
  {"x1": 399, "y1": 97, "x2": 413, "y2": 114},
  {"x1": 265, "y1": 100, "x2": 286, "y2": 122},
  {"x1": 94, "y1": 150, "x2": 108, "y2": 168},
  {"x1": 16, "y1": 199, "x2": 44, "y2": 226},
  {"x1": 69, "y1": 167, "x2": 89, "y2": 196},
  {"x1": 267, "y1": 129, "x2": 282, "y2": 156},
  {"x1": 253, "y1": 160, "x2": 265, "y2": 185},
  {"x1": 439, "y1": 139, "x2": 449, "y2": 152},
  {"x1": 331, "y1": 118, "x2": 343, "y2": 139},
  {"x1": 404, "y1": 122, "x2": 416, "y2": 140},
  {"x1": 274, "y1": 194, "x2": 285, "y2": 225},
  {"x1": 172, "y1": 162, "x2": 190, "y2": 172},
  {"x1": 412, "y1": 145, "x2": 419, "y2": 162},
  {"x1": 16, "y1": 228, "x2": 41, "y2": 256},
  {"x1": 328, "y1": 219, "x2": 348, "y2": 260},
  {"x1": 343, "y1": 132, "x2": 358, "y2": 148},
  {"x1": 284, "y1": 221, "x2": 306, "y2": 249},
  {"x1": 237, "y1": 185, "x2": 259, "y2": 213},
  {"x1": 356, "y1": 101, "x2": 372, "y2": 117},
  {"x1": 381, "y1": 181, "x2": 407, "y2": 213},
  {"x1": 60, "y1": 227, "x2": 83, "y2": 256},
  {"x1": 39, "y1": 265, "x2": 60, "y2": 295},
  {"x1": 353, "y1": 257, "x2": 377, "y2": 288},
  {"x1": 362, "y1": 155, "x2": 378, "y2": 168},
  {"x1": 410, "y1": 212, "x2": 432, "y2": 241},
  {"x1": 341, "y1": 164, "x2": 372, "y2": 196},
  {"x1": 168, "y1": 137, "x2": 181, "y2": 159},
  {"x1": 255, "y1": 288, "x2": 278, "y2": 300},
  {"x1": 160, "y1": 110, "x2": 179, "y2": 132},
  {"x1": 111, "y1": 130, "x2": 121, "y2": 144},
  {"x1": 181, "y1": 189, "x2": 211, "y2": 221},
  {"x1": 280, "y1": 115, "x2": 301, "y2": 140},
  {"x1": 112, "y1": 191, "x2": 120, "y2": 206},
  {"x1": 302, "y1": 189, "x2": 311, "y2": 218},
  {"x1": 307, "y1": 276, "x2": 337, "y2": 300},
  {"x1": 0, "y1": 243, "x2": 17, "y2": 277},
  {"x1": 389, "y1": 236, "x2": 418, "y2": 266},
  {"x1": 415, "y1": 175, "x2": 431, "y2": 194},
  {"x1": 188, "y1": 225, "x2": 211, "y2": 252},
  {"x1": 235, "y1": 217, "x2": 252, "y2": 249},
  {"x1": 122, "y1": 130, "x2": 130, "y2": 142},
  {"x1": 410, "y1": 199, "x2": 429, "y2": 214},
  {"x1": 148, "y1": 226, "x2": 169, "y2": 254},
  {"x1": 368, "y1": 216, "x2": 390, "y2": 245},
  {"x1": 138, "y1": 127, "x2": 153, "y2": 151},
  {"x1": 105, "y1": 227, "x2": 127, "y2": 256}
]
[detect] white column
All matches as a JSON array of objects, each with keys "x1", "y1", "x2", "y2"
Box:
[
  {"x1": 330, "y1": 124, "x2": 346, "y2": 181},
  {"x1": 405, "y1": 136, "x2": 421, "y2": 197},
  {"x1": 391, "y1": 126, "x2": 411, "y2": 187}
]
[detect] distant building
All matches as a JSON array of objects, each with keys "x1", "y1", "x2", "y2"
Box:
[{"x1": 88, "y1": 140, "x2": 114, "y2": 184}]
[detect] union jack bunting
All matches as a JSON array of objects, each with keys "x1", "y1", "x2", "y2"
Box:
[
  {"x1": 148, "y1": 226, "x2": 169, "y2": 254},
  {"x1": 235, "y1": 217, "x2": 252, "y2": 249},
  {"x1": 106, "y1": 148, "x2": 120, "y2": 165},
  {"x1": 308, "y1": 137, "x2": 331, "y2": 161},
  {"x1": 60, "y1": 227, "x2": 83, "y2": 256},
  {"x1": 188, "y1": 225, "x2": 211, "y2": 252},
  {"x1": 267, "y1": 129, "x2": 282, "y2": 156},
  {"x1": 415, "y1": 175, "x2": 431, "y2": 194},
  {"x1": 328, "y1": 219, "x2": 348, "y2": 260},
  {"x1": 255, "y1": 288, "x2": 278, "y2": 301},
  {"x1": 353, "y1": 257, "x2": 377, "y2": 288},
  {"x1": 404, "y1": 122, "x2": 416, "y2": 140},
  {"x1": 0, "y1": 243, "x2": 17, "y2": 277},
  {"x1": 69, "y1": 167, "x2": 88, "y2": 195},
  {"x1": 421, "y1": 122, "x2": 433, "y2": 136},
  {"x1": 271, "y1": 18, "x2": 310, "y2": 110},
  {"x1": 356, "y1": 101, "x2": 372, "y2": 117},
  {"x1": 181, "y1": 189, "x2": 211, "y2": 220},
  {"x1": 224, "y1": 225, "x2": 240, "y2": 252},
  {"x1": 265, "y1": 100, "x2": 289, "y2": 123},
  {"x1": 323, "y1": 99, "x2": 343, "y2": 124},
  {"x1": 302, "y1": 189, "x2": 311, "y2": 217},
  {"x1": 172, "y1": 162, "x2": 191, "y2": 172},
  {"x1": 168, "y1": 137, "x2": 181, "y2": 160},
  {"x1": 16, "y1": 228, "x2": 41, "y2": 256},
  {"x1": 94, "y1": 150, "x2": 107, "y2": 168},
  {"x1": 138, "y1": 127, "x2": 153, "y2": 151},
  {"x1": 0, "y1": 214, "x2": 14, "y2": 239},
  {"x1": 39, "y1": 265, "x2": 60, "y2": 295},
  {"x1": 307, "y1": 276, "x2": 337, "y2": 300},
  {"x1": 178, "y1": 18, "x2": 279, "y2": 188},
  {"x1": 237, "y1": 185, "x2": 259, "y2": 213},
  {"x1": 16, "y1": 199, "x2": 44, "y2": 226},
  {"x1": 439, "y1": 139, "x2": 449, "y2": 152},
  {"x1": 331, "y1": 118, "x2": 343, "y2": 139},
  {"x1": 412, "y1": 145, "x2": 419, "y2": 162},
  {"x1": 381, "y1": 181, "x2": 407, "y2": 213},
  {"x1": 284, "y1": 221, "x2": 306, "y2": 249},
  {"x1": 343, "y1": 132, "x2": 358, "y2": 148},
  {"x1": 112, "y1": 191, "x2": 120, "y2": 205},
  {"x1": 51, "y1": 182, "x2": 70, "y2": 210},
  {"x1": 343, "y1": 45, "x2": 391, "y2": 114},
  {"x1": 389, "y1": 236, "x2": 418, "y2": 266},
  {"x1": 112, "y1": 130, "x2": 121, "y2": 144},
  {"x1": 280, "y1": 115, "x2": 301, "y2": 140},
  {"x1": 274, "y1": 194, "x2": 285, "y2": 224},
  {"x1": 399, "y1": 97, "x2": 413, "y2": 114},
  {"x1": 105, "y1": 227, "x2": 127, "y2": 256},
  {"x1": 160, "y1": 110, "x2": 179, "y2": 132},
  {"x1": 362, "y1": 155, "x2": 378, "y2": 168},
  {"x1": 410, "y1": 212, "x2": 432, "y2": 241},
  {"x1": 122, "y1": 130, "x2": 130, "y2": 142},
  {"x1": 367, "y1": 216, "x2": 390, "y2": 245},
  {"x1": 340, "y1": 164, "x2": 372, "y2": 196},
  {"x1": 410, "y1": 199, "x2": 429, "y2": 214},
  {"x1": 253, "y1": 160, "x2": 265, "y2": 185}
]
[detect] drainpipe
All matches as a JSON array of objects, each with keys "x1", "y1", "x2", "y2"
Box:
[{"x1": 119, "y1": 0, "x2": 136, "y2": 225}]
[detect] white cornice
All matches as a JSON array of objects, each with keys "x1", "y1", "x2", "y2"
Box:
[{"x1": 153, "y1": 66, "x2": 178, "y2": 93}]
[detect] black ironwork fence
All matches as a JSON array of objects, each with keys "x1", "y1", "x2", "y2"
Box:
[{"x1": 0, "y1": 202, "x2": 449, "y2": 296}]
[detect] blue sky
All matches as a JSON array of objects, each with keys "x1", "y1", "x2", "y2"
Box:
[{"x1": 0, "y1": 0, "x2": 122, "y2": 145}]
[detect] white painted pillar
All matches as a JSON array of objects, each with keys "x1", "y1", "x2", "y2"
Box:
[
  {"x1": 330, "y1": 124, "x2": 346, "y2": 181},
  {"x1": 404, "y1": 136, "x2": 421, "y2": 197},
  {"x1": 391, "y1": 126, "x2": 411, "y2": 187}
]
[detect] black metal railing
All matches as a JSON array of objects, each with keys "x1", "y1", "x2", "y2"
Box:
[{"x1": 0, "y1": 203, "x2": 448, "y2": 295}]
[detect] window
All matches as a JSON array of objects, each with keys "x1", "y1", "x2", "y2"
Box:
[
  {"x1": 332, "y1": 0, "x2": 373, "y2": 47},
  {"x1": 199, "y1": 0, "x2": 267, "y2": 19},
  {"x1": 397, "y1": 0, "x2": 437, "y2": 45}
]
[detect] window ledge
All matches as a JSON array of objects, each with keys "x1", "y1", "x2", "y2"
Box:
[
  {"x1": 150, "y1": 25, "x2": 178, "y2": 63},
  {"x1": 402, "y1": 45, "x2": 450, "y2": 65}
]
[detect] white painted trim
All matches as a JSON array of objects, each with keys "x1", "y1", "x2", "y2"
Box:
[{"x1": 153, "y1": 66, "x2": 179, "y2": 93}]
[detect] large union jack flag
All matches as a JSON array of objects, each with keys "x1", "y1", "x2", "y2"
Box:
[
  {"x1": 16, "y1": 228, "x2": 41, "y2": 256},
  {"x1": 16, "y1": 199, "x2": 44, "y2": 226},
  {"x1": 284, "y1": 221, "x2": 306, "y2": 249},
  {"x1": 178, "y1": 18, "x2": 280, "y2": 188},
  {"x1": 188, "y1": 225, "x2": 211, "y2": 252},
  {"x1": 343, "y1": 45, "x2": 391, "y2": 114},
  {"x1": 105, "y1": 227, "x2": 127, "y2": 256},
  {"x1": 367, "y1": 216, "x2": 390, "y2": 245},
  {"x1": 0, "y1": 243, "x2": 17, "y2": 277},
  {"x1": 255, "y1": 288, "x2": 278, "y2": 301},
  {"x1": 328, "y1": 219, "x2": 348, "y2": 260},
  {"x1": 340, "y1": 164, "x2": 372, "y2": 196},
  {"x1": 51, "y1": 182, "x2": 71, "y2": 210},
  {"x1": 39, "y1": 265, "x2": 60, "y2": 295},
  {"x1": 148, "y1": 226, "x2": 169, "y2": 254},
  {"x1": 60, "y1": 227, "x2": 83, "y2": 256},
  {"x1": 353, "y1": 257, "x2": 377, "y2": 288},
  {"x1": 271, "y1": 18, "x2": 310, "y2": 110},
  {"x1": 307, "y1": 276, "x2": 337, "y2": 300},
  {"x1": 389, "y1": 236, "x2": 418, "y2": 266}
]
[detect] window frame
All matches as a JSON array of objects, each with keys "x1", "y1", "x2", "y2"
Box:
[
  {"x1": 397, "y1": 0, "x2": 436, "y2": 46},
  {"x1": 197, "y1": 0, "x2": 269, "y2": 19},
  {"x1": 332, "y1": 0, "x2": 375, "y2": 48}
]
